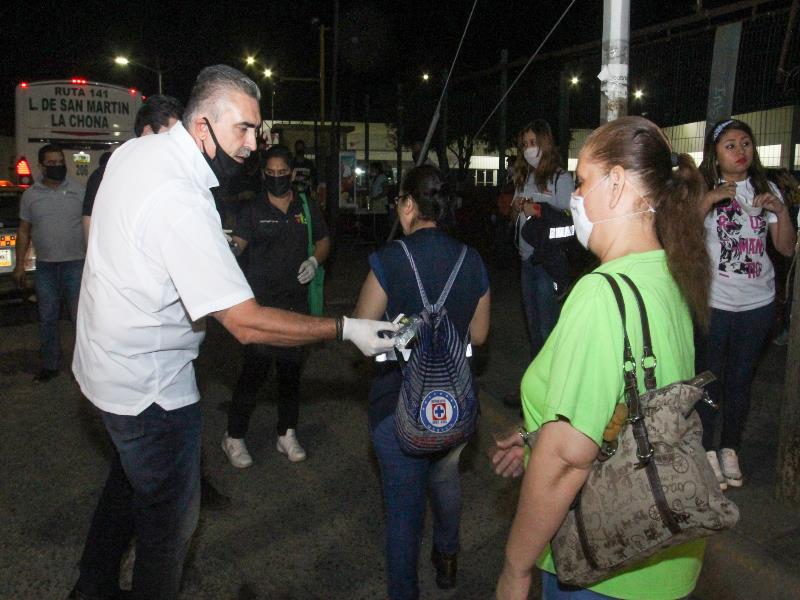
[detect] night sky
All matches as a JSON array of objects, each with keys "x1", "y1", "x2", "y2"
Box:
[{"x1": 0, "y1": 0, "x2": 792, "y2": 136}]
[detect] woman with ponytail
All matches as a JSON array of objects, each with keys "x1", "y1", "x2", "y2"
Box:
[
  {"x1": 493, "y1": 117, "x2": 708, "y2": 600},
  {"x1": 511, "y1": 120, "x2": 575, "y2": 365},
  {"x1": 696, "y1": 119, "x2": 796, "y2": 490},
  {"x1": 354, "y1": 165, "x2": 491, "y2": 599}
]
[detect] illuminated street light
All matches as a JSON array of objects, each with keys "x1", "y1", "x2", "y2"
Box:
[
  {"x1": 263, "y1": 68, "x2": 273, "y2": 78},
  {"x1": 634, "y1": 89, "x2": 644, "y2": 99},
  {"x1": 114, "y1": 55, "x2": 162, "y2": 94},
  {"x1": 570, "y1": 75, "x2": 579, "y2": 85},
  {"x1": 422, "y1": 73, "x2": 430, "y2": 82},
  {"x1": 245, "y1": 56, "x2": 256, "y2": 66}
]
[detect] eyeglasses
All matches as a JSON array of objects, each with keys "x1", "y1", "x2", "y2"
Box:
[{"x1": 393, "y1": 193, "x2": 411, "y2": 204}]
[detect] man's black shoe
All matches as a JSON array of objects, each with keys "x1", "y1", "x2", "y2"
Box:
[
  {"x1": 34, "y1": 368, "x2": 59, "y2": 383},
  {"x1": 201, "y1": 475, "x2": 231, "y2": 511},
  {"x1": 431, "y1": 547, "x2": 457, "y2": 590}
]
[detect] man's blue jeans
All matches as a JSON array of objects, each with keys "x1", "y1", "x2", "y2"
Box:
[
  {"x1": 76, "y1": 403, "x2": 201, "y2": 600},
  {"x1": 371, "y1": 414, "x2": 465, "y2": 600},
  {"x1": 521, "y1": 259, "x2": 559, "y2": 359},
  {"x1": 34, "y1": 259, "x2": 83, "y2": 370}
]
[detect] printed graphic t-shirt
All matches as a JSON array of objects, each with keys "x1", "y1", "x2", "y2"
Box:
[
  {"x1": 520, "y1": 250, "x2": 704, "y2": 600},
  {"x1": 704, "y1": 179, "x2": 781, "y2": 312}
]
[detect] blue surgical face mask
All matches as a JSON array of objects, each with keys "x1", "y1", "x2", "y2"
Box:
[{"x1": 569, "y1": 174, "x2": 655, "y2": 249}]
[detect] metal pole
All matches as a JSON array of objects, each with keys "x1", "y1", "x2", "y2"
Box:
[
  {"x1": 396, "y1": 83, "x2": 404, "y2": 185},
  {"x1": 157, "y1": 70, "x2": 163, "y2": 95},
  {"x1": 271, "y1": 82, "x2": 275, "y2": 123},
  {"x1": 600, "y1": 0, "x2": 630, "y2": 123},
  {"x1": 498, "y1": 49, "x2": 508, "y2": 186},
  {"x1": 329, "y1": 0, "x2": 340, "y2": 227},
  {"x1": 364, "y1": 93, "x2": 370, "y2": 175},
  {"x1": 320, "y1": 26, "x2": 326, "y2": 127},
  {"x1": 440, "y1": 69, "x2": 449, "y2": 173}
]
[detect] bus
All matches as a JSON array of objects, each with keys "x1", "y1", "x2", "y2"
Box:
[{"x1": 14, "y1": 79, "x2": 143, "y2": 186}]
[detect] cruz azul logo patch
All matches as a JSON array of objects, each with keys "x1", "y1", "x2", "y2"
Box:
[{"x1": 419, "y1": 390, "x2": 459, "y2": 433}]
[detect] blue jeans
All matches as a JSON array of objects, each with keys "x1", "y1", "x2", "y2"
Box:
[
  {"x1": 541, "y1": 572, "x2": 690, "y2": 599},
  {"x1": 521, "y1": 259, "x2": 559, "y2": 359},
  {"x1": 541, "y1": 571, "x2": 616, "y2": 599},
  {"x1": 76, "y1": 403, "x2": 201, "y2": 600},
  {"x1": 695, "y1": 303, "x2": 774, "y2": 450},
  {"x1": 34, "y1": 259, "x2": 83, "y2": 370},
  {"x1": 371, "y1": 414, "x2": 465, "y2": 600}
]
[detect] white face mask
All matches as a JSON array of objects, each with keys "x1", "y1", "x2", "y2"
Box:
[
  {"x1": 569, "y1": 174, "x2": 655, "y2": 249},
  {"x1": 523, "y1": 146, "x2": 541, "y2": 168}
]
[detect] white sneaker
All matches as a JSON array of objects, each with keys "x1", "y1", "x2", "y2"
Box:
[
  {"x1": 706, "y1": 450, "x2": 728, "y2": 491},
  {"x1": 221, "y1": 433, "x2": 253, "y2": 468},
  {"x1": 276, "y1": 429, "x2": 307, "y2": 462},
  {"x1": 719, "y1": 448, "x2": 743, "y2": 487}
]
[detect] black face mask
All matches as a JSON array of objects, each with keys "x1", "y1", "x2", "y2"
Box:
[
  {"x1": 264, "y1": 174, "x2": 292, "y2": 197},
  {"x1": 202, "y1": 118, "x2": 243, "y2": 187},
  {"x1": 44, "y1": 165, "x2": 67, "y2": 182}
]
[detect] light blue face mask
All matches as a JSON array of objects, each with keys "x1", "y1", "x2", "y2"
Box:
[{"x1": 569, "y1": 174, "x2": 655, "y2": 249}]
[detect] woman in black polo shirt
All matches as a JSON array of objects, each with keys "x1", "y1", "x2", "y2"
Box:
[{"x1": 354, "y1": 165, "x2": 491, "y2": 600}]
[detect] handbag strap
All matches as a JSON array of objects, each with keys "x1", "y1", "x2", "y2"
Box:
[
  {"x1": 617, "y1": 273, "x2": 657, "y2": 391},
  {"x1": 596, "y1": 273, "x2": 654, "y2": 465},
  {"x1": 398, "y1": 239, "x2": 468, "y2": 313}
]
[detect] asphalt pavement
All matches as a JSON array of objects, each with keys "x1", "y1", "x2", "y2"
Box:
[{"x1": 0, "y1": 240, "x2": 798, "y2": 599}]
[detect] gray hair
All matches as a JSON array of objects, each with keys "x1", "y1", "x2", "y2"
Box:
[{"x1": 183, "y1": 65, "x2": 260, "y2": 125}]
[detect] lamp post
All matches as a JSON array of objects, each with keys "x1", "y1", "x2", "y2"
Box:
[{"x1": 114, "y1": 56, "x2": 163, "y2": 94}]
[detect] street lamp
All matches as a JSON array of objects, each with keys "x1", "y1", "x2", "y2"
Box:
[
  {"x1": 634, "y1": 89, "x2": 644, "y2": 99},
  {"x1": 263, "y1": 68, "x2": 273, "y2": 78},
  {"x1": 570, "y1": 75, "x2": 580, "y2": 85},
  {"x1": 422, "y1": 73, "x2": 430, "y2": 82},
  {"x1": 245, "y1": 56, "x2": 256, "y2": 66},
  {"x1": 114, "y1": 55, "x2": 163, "y2": 95}
]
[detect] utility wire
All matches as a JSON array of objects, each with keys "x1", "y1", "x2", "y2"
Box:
[
  {"x1": 388, "y1": 0, "x2": 480, "y2": 242},
  {"x1": 416, "y1": 0, "x2": 480, "y2": 166},
  {"x1": 471, "y1": 0, "x2": 579, "y2": 143}
]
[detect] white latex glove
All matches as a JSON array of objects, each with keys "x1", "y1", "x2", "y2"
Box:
[
  {"x1": 342, "y1": 316, "x2": 399, "y2": 356},
  {"x1": 297, "y1": 256, "x2": 318, "y2": 284}
]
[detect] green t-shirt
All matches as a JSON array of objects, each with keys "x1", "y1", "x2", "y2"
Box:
[{"x1": 521, "y1": 250, "x2": 704, "y2": 600}]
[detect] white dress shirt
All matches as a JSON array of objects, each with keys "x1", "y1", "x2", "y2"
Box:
[{"x1": 73, "y1": 122, "x2": 254, "y2": 415}]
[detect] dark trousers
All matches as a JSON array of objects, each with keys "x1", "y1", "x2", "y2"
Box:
[
  {"x1": 34, "y1": 259, "x2": 83, "y2": 370},
  {"x1": 521, "y1": 259, "x2": 559, "y2": 359},
  {"x1": 76, "y1": 403, "x2": 201, "y2": 600},
  {"x1": 696, "y1": 303, "x2": 774, "y2": 450},
  {"x1": 227, "y1": 344, "x2": 304, "y2": 438},
  {"x1": 371, "y1": 414, "x2": 464, "y2": 600}
]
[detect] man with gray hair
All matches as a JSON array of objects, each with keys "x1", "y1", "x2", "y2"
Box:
[{"x1": 69, "y1": 65, "x2": 396, "y2": 600}]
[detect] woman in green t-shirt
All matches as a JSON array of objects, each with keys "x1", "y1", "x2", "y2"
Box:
[{"x1": 493, "y1": 117, "x2": 711, "y2": 600}]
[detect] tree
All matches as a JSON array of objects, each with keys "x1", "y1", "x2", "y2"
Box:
[{"x1": 387, "y1": 83, "x2": 492, "y2": 183}]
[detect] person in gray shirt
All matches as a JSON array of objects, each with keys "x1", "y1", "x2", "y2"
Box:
[{"x1": 14, "y1": 143, "x2": 85, "y2": 382}]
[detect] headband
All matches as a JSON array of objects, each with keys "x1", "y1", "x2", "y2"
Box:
[{"x1": 712, "y1": 119, "x2": 735, "y2": 142}]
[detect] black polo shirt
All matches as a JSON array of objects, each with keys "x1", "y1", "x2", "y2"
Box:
[{"x1": 234, "y1": 191, "x2": 328, "y2": 311}]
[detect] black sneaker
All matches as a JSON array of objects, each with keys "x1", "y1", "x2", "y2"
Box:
[
  {"x1": 431, "y1": 547, "x2": 457, "y2": 590},
  {"x1": 34, "y1": 368, "x2": 59, "y2": 383}
]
